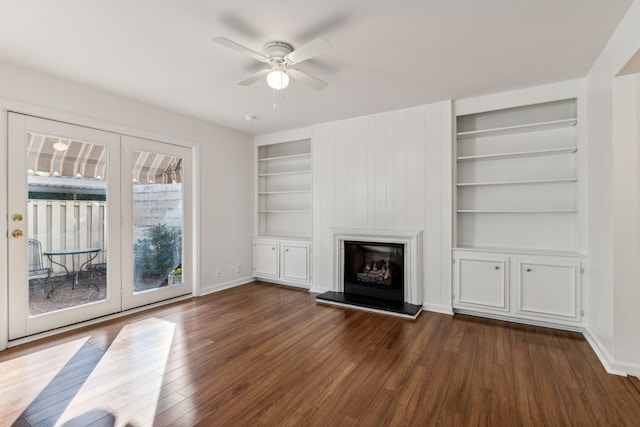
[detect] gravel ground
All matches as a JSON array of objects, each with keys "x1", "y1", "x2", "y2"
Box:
[{"x1": 28, "y1": 271, "x2": 168, "y2": 315}]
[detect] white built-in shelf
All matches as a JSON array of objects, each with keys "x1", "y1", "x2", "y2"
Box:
[
  {"x1": 258, "y1": 210, "x2": 312, "y2": 213},
  {"x1": 457, "y1": 178, "x2": 577, "y2": 187},
  {"x1": 258, "y1": 170, "x2": 311, "y2": 177},
  {"x1": 457, "y1": 209, "x2": 577, "y2": 213},
  {"x1": 457, "y1": 147, "x2": 577, "y2": 162},
  {"x1": 456, "y1": 118, "x2": 577, "y2": 139},
  {"x1": 258, "y1": 190, "x2": 311, "y2": 195},
  {"x1": 257, "y1": 139, "x2": 312, "y2": 240},
  {"x1": 258, "y1": 153, "x2": 311, "y2": 162}
]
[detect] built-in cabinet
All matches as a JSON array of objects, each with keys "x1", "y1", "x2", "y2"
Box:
[
  {"x1": 453, "y1": 94, "x2": 586, "y2": 329},
  {"x1": 254, "y1": 138, "x2": 312, "y2": 288},
  {"x1": 253, "y1": 238, "x2": 311, "y2": 288},
  {"x1": 454, "y1": 251, "x2": 582, "y2": 327}
]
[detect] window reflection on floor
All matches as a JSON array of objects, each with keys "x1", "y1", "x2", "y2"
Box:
[{"x1": 0, "y1": 318, "x2": 175, "y2": 426}]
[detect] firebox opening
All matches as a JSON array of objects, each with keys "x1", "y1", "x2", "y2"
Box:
[{"x1": 344, "y1": 241, "x2": 404, "y2": 302}]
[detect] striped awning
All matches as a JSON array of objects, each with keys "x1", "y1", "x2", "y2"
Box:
[{"x1": 27, "y1": 133, "x2": 182, "y2": 184}]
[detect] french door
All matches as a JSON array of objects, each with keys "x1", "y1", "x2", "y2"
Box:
[
  {"x1": 120, "y1": 135, "x2": 192, "y2": 310},
  {"x1": 7, "y1": 113, "x2": 192, "y2": 340}
]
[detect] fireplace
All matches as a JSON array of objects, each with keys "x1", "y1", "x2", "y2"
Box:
[
  {"x1": 316, "y1": 228, "x2": 423, "y2": 318},
  {"x1": 343, "y1": 241, "x2": 404, "y2": 302}
]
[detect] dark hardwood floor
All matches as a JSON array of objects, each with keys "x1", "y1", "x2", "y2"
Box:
[{"x1": 1, "y1": 281, "x2": 639, "y2": 426}]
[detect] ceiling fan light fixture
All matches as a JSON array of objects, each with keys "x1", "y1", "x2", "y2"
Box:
[{"x1": 267, "y1": 69, "x2": 289, "y2": 90}]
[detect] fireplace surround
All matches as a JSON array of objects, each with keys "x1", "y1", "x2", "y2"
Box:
[{"x1": 316, "y1": 228, "x2": 423, "y2": 318}]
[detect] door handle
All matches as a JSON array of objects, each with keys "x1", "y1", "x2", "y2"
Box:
[{"x1": 12, "y1": 229, "x2": 23, "y2": 238}]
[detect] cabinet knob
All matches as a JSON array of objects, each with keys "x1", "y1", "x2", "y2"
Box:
[
  {"x1": 525, "y1": 268, "x2": 532, "y2": 272},
  {"x1": 494, "y1": 266, "x2": 500, "y2": 270},
  {"x1": 272, "y1": 247, "x2": 275, "y2": 251},
  {"x1": 286, "y1": 249, "x2": 289, "y2": 252}
]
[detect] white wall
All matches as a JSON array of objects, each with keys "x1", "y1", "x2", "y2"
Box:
[
  {"x1": 311, "y1": 101, "x2": 453, "y2": 313},
  {"x1": 585, "y1": 0, "x2": 640, "y2": 375},
  {"x1": 0, "y1": 60, "x2": 254, "y2": 347},
  {"x1": 612, "y1": 73, "x2": 640, "y2": 375}
]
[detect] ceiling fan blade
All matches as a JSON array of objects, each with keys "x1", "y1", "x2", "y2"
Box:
[
  {"x1": 288, "y1": 68, "x2": 328, "y2": 90},
  {"x1": 238, "y1": 69, "x2": 270, "y2": 86},
  {"x1": 213, "y1": 36, "x2": 268, "y2": 63},
  {"x1": 285, "y1": 38, "x2": 332, "y2": 64}
]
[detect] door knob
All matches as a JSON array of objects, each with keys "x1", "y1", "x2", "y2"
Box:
[
  {"x1": 12, "y1": 213, "x2": 23, "y2": 222},
  {"x1": 12, "y1": 229, "x2": 23, "y2": 238}
]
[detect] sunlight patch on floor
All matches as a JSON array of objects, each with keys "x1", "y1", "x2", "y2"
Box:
[
  {"x1": 0, "y1": 337, "x2": 90, "y2": 425},
  {"x1": 55, "y1": 317, "x2": 176, "y2": 426}
]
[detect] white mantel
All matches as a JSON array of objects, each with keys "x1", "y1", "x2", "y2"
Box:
[{"x1": 332, "y1": 228, "x2": 423, "y2": 306}]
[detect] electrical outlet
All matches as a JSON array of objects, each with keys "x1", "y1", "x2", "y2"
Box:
[
  {"x1": 216, "y1": 268, "x2": 221, "y2": 278},
  {"x1": 237, "y1": 264, "x2": 242, "y2": 273},
  {"x1": 229, "y1": 265, "x2": 235, "y2": 275}
]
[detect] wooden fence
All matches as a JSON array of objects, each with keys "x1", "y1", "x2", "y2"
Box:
[{"x1": 28, "y1": 200, "x2": 107, "y2": 273}]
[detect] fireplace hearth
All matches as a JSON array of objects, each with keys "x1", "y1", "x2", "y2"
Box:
[{"x1": 316, "y1": 229, "x2": 423, "y2": 318}]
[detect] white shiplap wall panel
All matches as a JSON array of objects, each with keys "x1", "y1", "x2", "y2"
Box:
[
  {"x1": 406, "y1": 107, "x2": 426, "y2": 229},
  {"x1": 374, "y1": 115, "x2": 387, "y2": 228},
  {"x1": 312, "y1": 101, "x2": 453, "y2": 311}
]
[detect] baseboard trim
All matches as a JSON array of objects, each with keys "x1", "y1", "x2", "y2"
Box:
[
  {"x1": 423, "y1": 303, "x2": 454, "y2": 315},
  {"x1": 583, "y1": 330, "x2": 626, "y2": 376},
  {"x1": 583, "y1": 329, "x2": 628, "y2": 376},
  {"x1": 309, "y1": 286, "x2": 330, "y2": 295},
  {"x1": 453, "y1": 309, "x2": 585, "y2": 332},
  {"x1": 199, "y1": 276, "x2": 254, "y2": 296},
  {"x1": 253, "y1": 277, "x2": 310, "y2": 290}
]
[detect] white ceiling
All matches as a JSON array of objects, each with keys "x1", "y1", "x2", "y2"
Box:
[{"x1": 0, "y1": 0, "x2": 633, "y2": 136}]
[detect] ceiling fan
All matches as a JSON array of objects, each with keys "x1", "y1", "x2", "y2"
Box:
[{"x1": 213, "y1": 36, "x2": 332, "y2": 90}]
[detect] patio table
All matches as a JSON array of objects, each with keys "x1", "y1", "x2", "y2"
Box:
[{"x1": 43, "y1": 248, "x2": 101, "y2": 290}]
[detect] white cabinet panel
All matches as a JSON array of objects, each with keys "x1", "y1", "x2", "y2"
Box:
[
  {"x1": 281, "y1": 242, "x2": 310, "y2": 283},
  {"x1": 516, "y1": 259, "x2": 580, "y2": 321},
  {"x1": 453, "y1": 250, "x2": 583, "y2": 328},
  {"x1": 253, "y1": 240, "x2": 279, "y2": 278},
  {"x1": 454, "y1": 254, "x2": 509, "y2": 312},
  {"x1": 253, "y1": 238, "x2": 310, "y2": 287}
]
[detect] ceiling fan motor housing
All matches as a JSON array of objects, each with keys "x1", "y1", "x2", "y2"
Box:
[{"x1": 264, "y1": 41, "x2": 294, "y2": 60}]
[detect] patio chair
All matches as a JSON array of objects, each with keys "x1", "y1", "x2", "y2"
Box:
[
  {"x1": 28, "y1": 239, "x2": 54, "y2": 297},
  {"x1": 86, "y1": 261, "x2": 106, "y2": 291}
]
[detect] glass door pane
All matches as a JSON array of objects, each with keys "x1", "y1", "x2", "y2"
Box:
[
  {"x1": 132, "y1": 151, "x2": 183, "y2": 291},
  {"x1": 8, "y1": 113, "x2": 121, "y2": 340},
  {"x1": 121, "y1": 136, "x2": 192, "y2": 310},
  {"x1": 27, "y1": 133, "x2": 108, "y2": 315}
]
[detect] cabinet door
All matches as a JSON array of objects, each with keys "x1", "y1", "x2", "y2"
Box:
[
  {"x1": 516, "y1": 259, "x2": 580, "y2": 321},
  {"x1": 254, "y1": 240, "x2": 279, "y2": 278},
  {"x1": 454, "y1": 254, "x2": 509, "y2": 312},
  {"x1": 281, "y1": 243, "x2": 310, "y2": 283}
]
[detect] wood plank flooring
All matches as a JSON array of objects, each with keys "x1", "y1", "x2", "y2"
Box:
[{"x1": 1, "y1": 281, "x2": 640, "y2": 426}]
